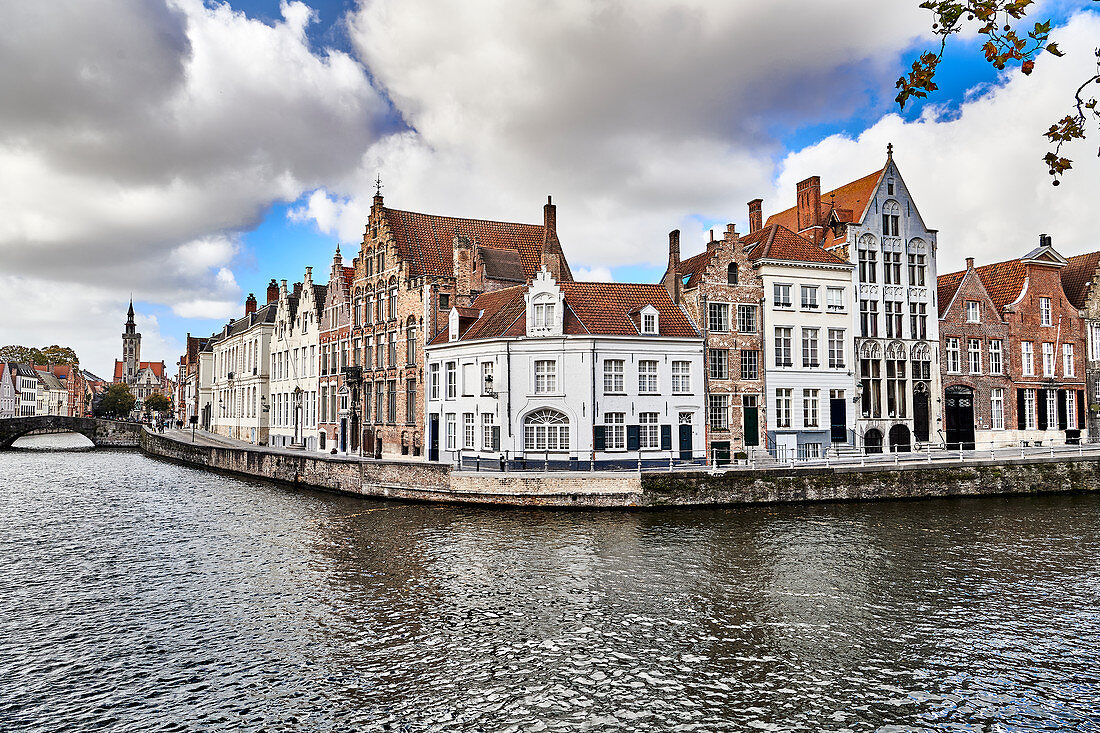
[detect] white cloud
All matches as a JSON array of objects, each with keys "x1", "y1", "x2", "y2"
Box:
[
  {"x1": 769, "y1": 11, "x2": 1100, "y2": 274},
  {"x1": 573, "y1": 266, "x2": 614, "y2": 282}
]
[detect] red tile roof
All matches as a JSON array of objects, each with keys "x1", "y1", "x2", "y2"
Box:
[
  {"x1": 743, "y1": 224, "x2": 848, "y2": 265},
  {"x1": 384, "y1": 208, "x2": 553, "y2": 280},
  {"x1": 938, "y1": 259, "x2": 1028, "y2": 313},
  {"x1": 766, "y1": 167, "x2": 884, "y2": 232},
  {"x1": 1061, "y1": 251, "x2": 1100, "y2": 308},
  {"x1": 113, "y1": 360, "x2": 166, "y2": 381},
  {"x1": 432, "y1": 281, "x2": 700, "y2": 343},
  {"x1": 678, "y1": 247, "x2": 716, "y2": 289}
]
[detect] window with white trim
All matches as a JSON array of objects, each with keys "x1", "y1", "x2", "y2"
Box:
[
  {"x1": 1040, "y1": 297, "x2": 1052, "y2": 326},
  {"x1": 642, "y1": 312, "x2": 657, "y2": 334},
  {"x1": 1042, "y1": 342, "x2": 1055, "y2": 377},
  {"x1": 803, "y1": 389, "x2": 819, "y2": 428},
  {"x1": 524, "y1": 409, "x2": 569, "y2": 451},
  {"x1": 774, "y1": 284, "x2": 792, "y2": 308},
  {"x1": 708, "y1": 303, "x2": 730, "y2": 332},
  {"x1": 445, "y1": 413, "x2": 456, "y2": 450},
  {"x1": 482, "y1": 412, "x2": 495, "y2": 451},
  {"x1": 800, "y1": 285, "x2": 819, "y2": 310},
  {"x1": 708, "y1": 349, "x2": 728, "y2": 380},
  {"x1": 445, "y1": 362, "x2": 456, "y2": 398},
  {"x1": 708, "y1": 395, "x2": 728, "y2": 430},
  {"x1": 802, "y1": 327, "x2": 819, "y2": 368},
  {"x1": 828, "y1": 329, "x2": 845, "y2": 369},
  {"x1": 639, "y1": 412, "x2": 659, "y2": 449},
  {"x1": 988, "y1": 340, "x2": 1003, "y2": 374},
  {"x1": 966, "y1": 301, "x2": 979, "y2": 323},
  {"x1": 945, "y1": 338, "x2": 960, "y2": 373},
  {"x1": 968, "y1": 339, "x2": 982, "y2": 374},
  {"x1": 827, "y1": 287, "x2": 845, "y2": 312},
  {"x1": 1064, "y1": 343, "x2": 1075, "y2": 377},
  {"x1": 740, "y1": 350, "x2": 759, "y2": 380},
  {"x1": 1022, "y1": 389, "x2": 1036, "y2": 429},
  {"x1": 1067, "y1": 390, "x2": 1077, "y2": 429},
  {"x1": 775, "y1": 388, "x2": 792, "y2": 428},
  {"x1": 671, "y1": 361, "x2": 691, "y2": 394},
  {"x1": 991, "y1": 388, "x2": 1004, "y2": 430},
  {"x1": 1021, "y1": 342, "x2": 1034, "y2": 376},
  {"x1": 429, "y1": 363, "x2": 440, "y2": 400},
  {"x1": 463, "y1": 413, "x2": 475, "y2": 449},
  {"x1": 775, "y1": 327, "x2": 792, "y2": 367},
  {"x1": 737, "y1": 304, "x2": 757, "y2": 333},
  {"x1": 1046, "y1": 389, "x2": 1057, "y2": 430},
  {"x1": 534, "y1": 360, "x2": 557, "y2": 394},
  {"x1": 638, "y1": 361, "x2": 658, "y2": 393},
  {"x1": 604, "y1": 412, "x2": 625, "y2": 450},
  {"x1": 603, "y1": 359, "x2": 624, "y2": 393}
]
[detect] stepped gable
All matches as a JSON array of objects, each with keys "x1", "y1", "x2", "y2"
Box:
[
  {"x1": 433, "y1": 281, "x2": 699, "y2": 343},
  {"x1": 383, "y1": 208, "x2": 549, "y2": 280},
  {"x1": 678, "y1": 249, "x2": 715, "y2": 289},
  {"x1": 1061, "y1": 251, "x2": 1100, "y2": 308},
  {"x1": 113, "y1": 360, "x2": 165, "y2": 381},
  {"x1": 742, "y1": 223, "x2": 847, "y2": 265},
  {"x1": 766, "y1": 167, "x2": 884, "y2": 232}
]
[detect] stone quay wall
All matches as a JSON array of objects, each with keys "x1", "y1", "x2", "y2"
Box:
[{"x1": 139, "y1": 429, "x2": 1100, "y2": 508}]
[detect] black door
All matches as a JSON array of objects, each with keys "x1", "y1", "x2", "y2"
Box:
[
  {"x1": 889, "y1": 424, "x2": 912, "y2": 452},
  {"x1": 743, "y1": 407, "x2": 759, "y2": 447},
  {"x1": 864, "y1": 429, "x2": 883, "y2": 454},
  {"x1": 945, "y1": 385, "x2": 975, "y2": 450},
  {"x1": 678, "y1": 424, "x2": 692, "y2": 461},
  {"x1": 913, "y1": 387, "x2": 930, "y2": 442},
  {"x1": 339, "y1": 418, "x2": 347, "y2": 453},
  {"x1": 428, "y1": 414, "x2": 439, "y2": 462},
  {"x1": 830, "y1": 398, "x2": 847, "y2": 443}
]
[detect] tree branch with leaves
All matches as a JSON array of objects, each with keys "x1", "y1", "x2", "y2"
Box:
[{"x1": 897, "y1": 0, "x2": 1100, "y2": 184}]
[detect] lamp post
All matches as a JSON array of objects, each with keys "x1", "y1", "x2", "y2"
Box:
[{"x1": 290, "y1": 386, "x2": 304, "y2": 449}]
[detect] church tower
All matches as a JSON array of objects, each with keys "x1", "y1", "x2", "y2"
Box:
[{"x1": 123, "y1": 298, "x2": 141, "y2": 381}]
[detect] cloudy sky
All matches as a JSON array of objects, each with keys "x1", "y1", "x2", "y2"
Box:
[{"x1": 2, "y1": 0, "x2": 1098, "y2": 378}]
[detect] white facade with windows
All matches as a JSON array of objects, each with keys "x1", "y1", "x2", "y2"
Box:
[
  {"x1": 425, "y1": 269, "x2": 705, "y2": 468},
  {"x1": 209, "y1": 301, "x2": 276, "y2": 444},
  {"x1": 757, "y1": 258, "x2": 856, "y2": 459},
  {"x1": 269, "y1": 271, "x2": 324, "y2": 450}
]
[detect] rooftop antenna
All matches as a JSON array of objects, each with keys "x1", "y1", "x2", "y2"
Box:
[{"x1": 374, "y1": 172, "x2": 384, "y2": 196}]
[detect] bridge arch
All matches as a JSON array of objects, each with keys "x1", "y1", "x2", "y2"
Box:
[{"x1": 0, "y1": 416, "x2": 142, "y2": 450}]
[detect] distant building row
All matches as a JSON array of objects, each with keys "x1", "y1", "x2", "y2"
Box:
[{"x1": 0, "y1": 362, "x2": 100, "y2": 419}]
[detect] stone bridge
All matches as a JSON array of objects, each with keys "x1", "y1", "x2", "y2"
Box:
[{"x1": 0, "y1": 416, "x2": 143, "y2": 449}]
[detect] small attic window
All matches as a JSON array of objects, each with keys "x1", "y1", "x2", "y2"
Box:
[
  {"x1": 727, "y1": 263, "x2": 738, "y2": 285},
  {"x1": 642, "y1": 311, "x2": 658, "y2": 334},
  {"x1": 887, "y1": 179, "x2": 895, "y2": 195}
]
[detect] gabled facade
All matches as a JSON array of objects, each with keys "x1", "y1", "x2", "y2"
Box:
[
  {"x1": 936, "y1": 257, "x2": 1013, "y2": 447},
  {"x1": 176, "y1": 334, "x2": 210, "y2": 425},
  {"x1": 350, "y1": 192, "x2": 573, "y2": 460},
  {"x1": 765, "y1": 146, "x2": 940, "y2": 452},
  {"x1": 35, "y1": 369, "x2": 68, "y2": 415},
  {"x1": 939, "y1": 237, "x2": 1087, "y2": 446},
  {"x1": 661, "y1": 225, "x2": 764, "y2": 463},
  {"x1": 425, "y1": 269, "x2": 705, "y2": 468},
  {"x1": 269, "y1": 268, "x2": 326, "y2": 450},
  {"x1": 318, "y1": 248, "x2": 353, "y2": 453},
  {"x1": 1061, "y1": 251, "x2": 1100, "y2": 441},
  {"x1": 11, "y1": 363, "x2": 39, "y2": 416},
  {"x1": 744, "y1": 223, "x2": 857, "y2": 459},
  {"x1": 0, "y1": 365, "x2": 15, "y2": 418}
]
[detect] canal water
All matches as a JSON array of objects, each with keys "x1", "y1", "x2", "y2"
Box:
[{"x1": 3, "y1": 435, "x2": 1100, "y2": 732}]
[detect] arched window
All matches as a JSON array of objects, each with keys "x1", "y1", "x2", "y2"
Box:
[
  {"x1": 882, "y1": 200, "x2": 901, "y2": 237},
  {"x1": 727, "y1": 262, "x2": 738, "y2": 285},
  {"x1": 364, "y1": 291, "x2": 372, "y2": 325},
  {"x1": 524, "y1": 409, "x2": 569, "y2": 452},
  {"x1": 388, "y1": 277, "x2": 398, "y2": 320}
]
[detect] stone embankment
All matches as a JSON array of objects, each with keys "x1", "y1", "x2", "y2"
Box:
[{"x1": 139, "y1": 429, "x2": 1100, "y2": 508}]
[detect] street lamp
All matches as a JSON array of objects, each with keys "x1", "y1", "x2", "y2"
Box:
[{"x1": 292, "y1": 386, "x2": 304, "y2": 448}]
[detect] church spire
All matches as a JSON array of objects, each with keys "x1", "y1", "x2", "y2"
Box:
[{"x1": 127, "y1": 296, "x2": 135, "y2": 323}]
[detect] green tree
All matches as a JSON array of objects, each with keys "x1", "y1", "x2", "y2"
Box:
[
  {"x1": 144, "y1": 393, "x2": 171, "y2": 414},
  {"x1": 899, "y1": 0, "x2": 1099, "y2": 183},
  {"x1": 0, "y1": 344, "x2": 79, "y2": 365},
  {"x1": 98, "y1": 383, "x2": 136, "y2": 418}
]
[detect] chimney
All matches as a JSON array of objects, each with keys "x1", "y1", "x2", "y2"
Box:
[
  {"x1": 966, "y1": 257, "x2": 975, "y2": 270},
  {"x1": 453, "y1": 229, "x2": 473, "y2": 305},
  {"x1": 540, "y1": 195, "x2": 564, "y2": 280},
  {"x1": 1040, "y1": 233, "x2": 1052, "y2": 248},
  {"x1": 661, "y1": 230, "x2": 682, "y2": 304},
  {"x1": 796, "y1": 176, "x2": 822, "y2": 243},
  {"x1": 266, "y1": 279, "x2": 278, "y2": 304},
  {"x1": 748, "y1": 198, "x2": 763, "y2": 233},
  {"x1": 244, "y1": 293, "x2": 257, "y2": 316}
]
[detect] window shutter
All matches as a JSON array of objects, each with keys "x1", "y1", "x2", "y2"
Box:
[
  {"x1": 1037, "y1": 389, "x2": 1048, "y2": 431},
  {"x1": 660, "y1": 424, "x2": 672, "y2": 451},
  {"x1": 492, "y1": 426, "x2": 500, "y2": 452},
  {"x1": 593, "y1": 425, "x2": 606, "y2": 452},
  {"x1": 1017, "y1": 389, "x2": 1026, "y2": 430},
  {"x1": 1078, "y1": 390, "x2": 1086, "y2": 429},
  {"x1": 626, "y1": 425, "x2": 640, "y2": 451},
  {"x1": 1057, "y1": 390, "x2": 1068, "y2": 430}
]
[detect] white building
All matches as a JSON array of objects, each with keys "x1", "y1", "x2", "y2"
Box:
[
  {"x1": 210, "y1": 290, "x2": 276, "y2": 444},
  {"x1": 425, "y1": 269, "x2": 706, "y2": 468},
  {"x1": 742, "y1": 224, "x2": 857, "y2": 459},
  {"x1": 764, "y1": 145, "x2": 941, "y2": 452},
  {"x1": 13, "y1": 364, "x2": 37, "y2": 416},
  {"x1": 269, "y1": 269, "x2": 326, "y2": 450},
  {"x1": 36, "y1": 370, "x2": 68, "y2": 416}
]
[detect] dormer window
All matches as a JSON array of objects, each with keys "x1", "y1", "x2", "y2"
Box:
[
  {"x1": 533, "y1": 301, "x2": 555, "y2": 329},
  {"x1": 643, "y1": 313, "x2": 656, "y2": 333}
]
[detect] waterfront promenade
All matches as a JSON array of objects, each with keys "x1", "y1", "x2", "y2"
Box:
[{"x1": 139, "y1": 426, "x2": 1100, "y2": 508}]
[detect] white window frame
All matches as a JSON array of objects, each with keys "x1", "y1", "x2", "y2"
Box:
[
  {"x1": 991, "y1": 388, "x2": 1004, "y2": 430},
  {"x1": 638, "y1": 360, "x2": 658, "y2": 393},
  {"x1": 988, "y1": 340, "x2": 1003, "y2": 375},
  {"x1": 671, "y1": 361, "x2": 691, "y2": 394},
  {"x1": 605, "y1": 412, "x2": 626, "y2": 450},
  {"x1": 1021, "y1": 342, "x2": 1034, "y2": 376},
  {"x1": 604, "y1": 359, "x2": 625, "y2": 393},
  {"x1": 463, "y1": 413, "x2": 475, "y2": 449},
  {"x1": 968, "y1": 339, "x2": 982, "y2": 375},
  {"x1": 1042, "y1": 342, "x2": 1055, "y2": 378},
  {"x1": 1040, "y1": 297, "x2": 1052, "y2": 326},
  {"x1": 776, "y1": 388, "x2": 792, "y2": 428},
  {"x1": 534, "y1": 360, "x2": 557, "y2": 394},
  {"x1": 1064, "y1": 343, "x2": 1075, "y2": 377},
  {"x1": 966, "y1": 301, "x2": 979, "y2": 323},
  {"x1": 639, "y1": 412, "x2": 659, "y2": 450}
]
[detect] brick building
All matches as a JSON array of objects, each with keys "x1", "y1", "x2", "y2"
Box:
[
  {"x1": 349, "y1": 191, "x2": 572, "y2": 460},
  {"x1": 935, "y1": 257, "x2": 1013, "y2": 448},
  {"x1": 176, "y1": 334, "x2": 209, "y2": 425},
  {"x1": 1060, "y1": 251, "x2": 1100, "y2": 442},
  {"x1": 938, "y1": 237, "x2": 1087, "y2": 446},
  {"x1": 661, "y1": 224, "x2": 764, "y2": 463}
]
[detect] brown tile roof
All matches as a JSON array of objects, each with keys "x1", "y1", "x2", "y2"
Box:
[
  {"x1": 743, "y1": 224, "x2": 848, "y2": 265},
  {"x1": 478, "y1": 246, "x2": 525, "y2": 283},
  {"x1": 432, "y1": 281, "x2": 700, "y2": 343},
  {"x1": 113, "y1": 360, "x2": 166, "y2": 381},
  {"x1": 678, "y1": 247, "x2": 716, "y2": 289},
  {"x1": 766, "y1": 167, "x2": 885, "y2": 231},
  {"x1": 384, "y1": 208, "x2": 549, "y2": 280},
  {"x1": 936, "y1": 270, "x2": 967, "y2": 317},
  {"x1": 1061, "y1": 251, "x2": 1100, "y2": 308}
]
